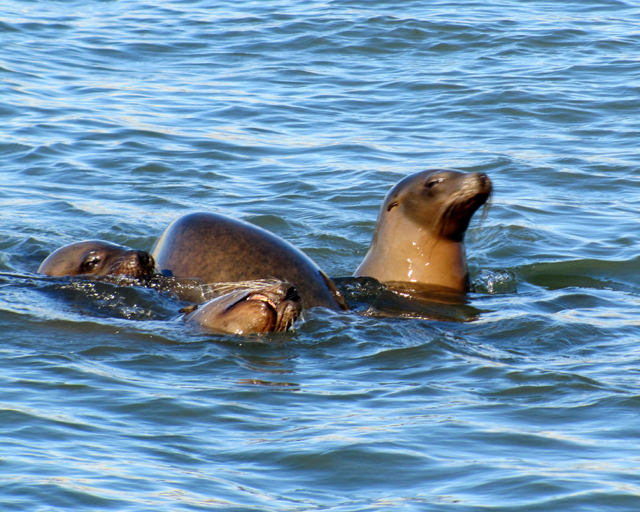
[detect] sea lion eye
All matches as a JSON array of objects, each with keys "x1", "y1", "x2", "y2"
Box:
[
  {"x1": 425, "y1": 178, "x2": 443, "y2": 189},
  {"x1": 387, "y1": 201, "x2": 399, "y2": 212},
  {"x1": 81, "y1": 252, "x2": 102, "y2": 272}
]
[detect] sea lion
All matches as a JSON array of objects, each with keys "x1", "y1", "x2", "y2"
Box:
[
  {"x1": 38, "y1": 240, "x2": 155, "y2": 278},
  {"x1": 354, "y1": 169, "x2": 491, "y2": 293},
  {"x1": 152, "y1": 212, "x2": 348, "y2": 311},
  {"x1": 181, "y1": 279, "x2": 302, "y2": 334}
]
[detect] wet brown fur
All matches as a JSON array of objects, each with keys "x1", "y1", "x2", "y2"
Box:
[{"x1": 152, "y1": 212, "x2": 348, "y2": 311}]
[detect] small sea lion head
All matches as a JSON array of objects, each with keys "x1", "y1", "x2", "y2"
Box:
[
  {"x1": 38, "y1": 240, "x2": 155, "y2": 278},
  {"x1": 382, "y1": 169, "x2": 492, "y2": 242},
  {"x1": 182, "y1": 279, "x2": 302, "y2": 335}
]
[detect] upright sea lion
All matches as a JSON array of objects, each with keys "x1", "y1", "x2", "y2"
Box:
[
  {"x1": 181, "y1": 279, "x2": 302, "y2": 334},
  {"x1": 38, "y1": 240, "x2": 155, "y2": 278},
  {"x1": 354, "y1": 169, "x2": 491, "y2": 293},
  {"x1": 152, "y1": 212, "x2": 348, "y2": 311}
]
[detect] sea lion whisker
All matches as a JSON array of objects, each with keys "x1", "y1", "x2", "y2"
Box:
[
  {"x1": 247, "y1": 292, "x2": 278, "y2": 312},
  {"x1": 479, "y1": 195, "x2": 492, "y2": 226}
]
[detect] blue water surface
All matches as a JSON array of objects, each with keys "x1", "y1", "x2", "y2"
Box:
[{"x1": 2, "y1": 0, "x2": 640, "y2": 510}]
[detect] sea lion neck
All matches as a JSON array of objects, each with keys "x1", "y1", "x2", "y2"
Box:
[{"x1": 363, "y1": 218, "x2": 469, "y2": 291}]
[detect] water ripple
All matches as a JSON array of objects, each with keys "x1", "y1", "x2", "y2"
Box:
[{"x1": 3, "y1": 0, "x2": 640, "y2": 510}]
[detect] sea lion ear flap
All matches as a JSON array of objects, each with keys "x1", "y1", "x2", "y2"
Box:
[{"x1": 319, "y1": 270, "x2": 350, "y2": 311}]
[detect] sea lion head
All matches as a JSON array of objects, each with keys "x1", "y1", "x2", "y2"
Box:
[
  {"x1": 355, "y1": 169, "x2": 491, "y2": 292},
  {"x1": 182, "y1": 279, "x2": 302, "y2": 334},
  {"x1": 382, "y1": 169, "x2": 491, "y2": 242},
  {"x1": 38, "y1": 240, "x2": 155, "y2": 278}
]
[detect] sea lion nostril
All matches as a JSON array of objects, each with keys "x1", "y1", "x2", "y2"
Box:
[
  {"x1": 285, "y1": 286, "x2": 301, "y2": 301},
  {"x1": 137, "y1": 251, "x2": 150, "y2": 266}
]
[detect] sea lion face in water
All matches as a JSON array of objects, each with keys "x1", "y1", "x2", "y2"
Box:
[
  {"x1": 38, "y1": 240, "x2": 155, "y2": 278},
  {"x1": 355, "y1": 170, "x2": 491, "y2": 293},
  {"x1": 182, "y1": 280, "x2": 302, "y2": 334}
]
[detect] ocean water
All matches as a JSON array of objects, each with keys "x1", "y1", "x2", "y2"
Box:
[{"x1": 3, "y1": 0, "x2": 640, "y2": 510}]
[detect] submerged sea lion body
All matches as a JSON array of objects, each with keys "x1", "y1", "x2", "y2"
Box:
[
  {"x1": 152, "y1": 212, "x2": 348, "y2": 311},
  {"x1": 38, "y1": 240, "x2": 155, "y2": 278},
  {"x1": 182, "y1": 279, "x2": 302, "y2": 334},
  {"x1": 355, "y1": 170, "x2": 491, "y2": 293}
]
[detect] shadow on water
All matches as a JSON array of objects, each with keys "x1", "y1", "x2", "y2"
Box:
[
  {"x1": 0, "y1": 271, "x2": 184, "y2": 322},
  {"x1": 1, "y1": 270, "x2": 486, "y2": 328},
  {"x1": 334, "y1": 276, "x2": 484, "y2": 322},
  {"x1": 517, "y1": 257, "x2": 640, "y2": 293}
]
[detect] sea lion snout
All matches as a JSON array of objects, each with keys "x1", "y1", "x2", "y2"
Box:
[
  {"x1": 455, "y1": 172, "x2": 492, "y2": 211},
  {"x1": 114, "y1": 249, "x2": 156, "y2": 277},
  {"x1": 469, "y1": 172, "x2": 492, "y2": 196}
]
